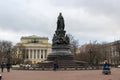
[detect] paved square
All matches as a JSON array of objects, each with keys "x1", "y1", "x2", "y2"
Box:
[{"x1": 1, "y1": 68, "x2": 120, "y2": 80}]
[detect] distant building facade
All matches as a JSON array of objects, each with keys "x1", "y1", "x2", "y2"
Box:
[
  {"x1": 109, "y1": 41, "x2": 120, "y2": 65},
  {"x1": 15, "y1": 35, "x2": 52, "y2": 64},
  {"x1": 79, "y1": 41, "x2": 120, "y2": 66}
]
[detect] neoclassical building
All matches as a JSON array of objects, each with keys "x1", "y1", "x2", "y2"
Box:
[{"x1": 15, "y1": 35, "x2": 51, "y2": 64}]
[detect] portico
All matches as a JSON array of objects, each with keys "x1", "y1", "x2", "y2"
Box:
[{"x1": 15, "y1": 35, "x2": 51, "y2": 64}]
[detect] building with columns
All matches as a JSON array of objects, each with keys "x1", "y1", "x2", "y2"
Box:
[{"x1": 15, "y1": 35, "x2": 52, "y2": 64}]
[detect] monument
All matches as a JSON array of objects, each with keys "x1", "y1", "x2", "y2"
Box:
[
  {"x1": 47, "y1": 13, "x2": 74, "y2": 61},
  {"x1": 38, "y1": 13, "x2": 87, "y2": 70}
]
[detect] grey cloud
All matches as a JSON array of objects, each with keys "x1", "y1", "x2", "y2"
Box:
[
  {"x1": 0, "y1": 0, "x2": 54, "y2": 35},
  {"x1": 51, "y1": 0, "x2": 120, "y2": 21},
  {"x1": 52, "y1": 0, "x2": 120, "y2": 41},
  {"x1": 0, "y1": 0, "x2": 120, "y2": 44},
  {"x1": 51, "y1": 0, "x2": 120, "y2": 14}
]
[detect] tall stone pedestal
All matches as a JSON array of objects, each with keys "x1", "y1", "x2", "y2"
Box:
[{"x1": 47, "y1": 51, "x2": 73, "y2": 61}]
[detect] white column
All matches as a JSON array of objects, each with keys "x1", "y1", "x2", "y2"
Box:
[
  {"x1": 37, "y1": 49, "x2": 39, "y2": 59},
  {"x1": 43, "y1": 49, "x2": 45, "y2": 60},
  {"x1": 39, "y1": 49, "x2": 41, "y2": 59},
  {"x1": 32, "y1": 49, "x2": 34, "y2": 59},
  {"x1": 36, "y1": 49, "x2": 37, "y2": 59},
  {"x1": 28, "y1": 49, "x2": 30, "y2": 59}
]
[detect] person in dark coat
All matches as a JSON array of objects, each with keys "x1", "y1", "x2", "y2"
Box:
[
  {"x1": 1, "y1": 62, "x2": 5, "y2": 72},
  {"x1": 103, "y1": 62, "x2": 110, "y2": 70},
  {"x1": 102, "y1": 60, "x2": 111, "y2": 74},
  {"x1": 6, "y1": 63, "x2": 11, "y2": 72}
]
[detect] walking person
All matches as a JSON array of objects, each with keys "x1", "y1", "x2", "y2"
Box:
[
  {"x1": 6, "y1": 63, "x2": 11, "y2": 72},
  {"x1": 1, "y1": 62, "x2": 5, "y2": 72}
]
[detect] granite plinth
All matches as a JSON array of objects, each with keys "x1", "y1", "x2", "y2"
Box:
[{"x1": 47, "y1": 50, "x2": 74, "y2": 61}]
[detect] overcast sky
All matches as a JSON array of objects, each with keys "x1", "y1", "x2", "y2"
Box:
[{"x1": 0, "y1": 0, "x2": 120, "y2": 45}]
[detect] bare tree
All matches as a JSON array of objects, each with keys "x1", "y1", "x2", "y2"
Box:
[
  {"x1": 78, "y1": 41, "x2": 104, "y2": 67},
  {"x1": 0, "y1": 40, "x2": 13, "y2": 63},
  {"x1": 67, "y1": 34, "x2": 79, "y2": 58},
  {"x1": 14, "y1": 43, "x2": 25, "y2": 64}
]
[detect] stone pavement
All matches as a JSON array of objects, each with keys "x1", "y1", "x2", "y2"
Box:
[{"x1": 0, "y1": 68, "x2": 120, "y2": 80}]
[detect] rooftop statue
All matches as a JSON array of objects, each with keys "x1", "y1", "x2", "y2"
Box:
[{"x1": 57, "y1": 13, "x2": 65, "y2": 30}]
